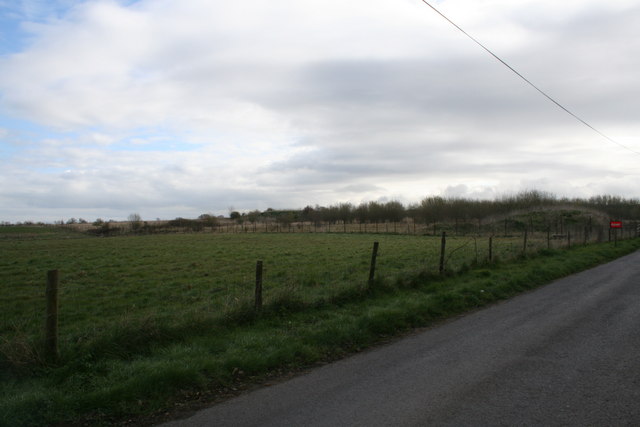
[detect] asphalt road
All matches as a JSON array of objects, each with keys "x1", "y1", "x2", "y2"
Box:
[{"x1": 162, "y1": 250, "x2": 640, "y2": 426}]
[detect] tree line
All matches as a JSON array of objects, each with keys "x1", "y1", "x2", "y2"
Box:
[
  {"x1": 233, "y1": 191, "x2": 640, "y2": 226},
  {"x1": 4, "y1": 191, "x2": 639, "y2": 231}
]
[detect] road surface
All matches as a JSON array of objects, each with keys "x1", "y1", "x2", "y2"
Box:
[{"x1": 161, "y1": 250, "x2": 640, "y2": 426}]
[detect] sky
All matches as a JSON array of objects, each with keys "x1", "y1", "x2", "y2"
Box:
[{"x1": 0, "y1": 0, "x2": 639, "y2": 222}]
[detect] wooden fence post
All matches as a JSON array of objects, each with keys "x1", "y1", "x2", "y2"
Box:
[
  {"x1": 368, "y1": 242, "x2": 379, "y2": 287},
  {"x1": 255, "y1": 261, "x2": 263, "y2": 311},
  {"x1": 474, "y1": 238, "x2": 478, "y2": 265},
  {"x1": 45, "y1": 269, "x2": 59, "y2": 363},
  {"x1": 439, "y1": 232, "x2": 446, "y2": 274},
  {"x1": 547, "y1": 228, "x2": 551, "y2": 249},
  {"x1": 489, "y1": 236, "x2": 493, "y2": 262},
  {"x1": 523, "y1": 229, "x2": 528, "y2": 254},
  {"x1": 567, "y1": 231, "x2": 571, "y2": 248}
]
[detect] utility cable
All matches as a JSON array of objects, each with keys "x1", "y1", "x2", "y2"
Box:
[{"x1": 419, "y1": 0, "x2": 640, "y2": 156}]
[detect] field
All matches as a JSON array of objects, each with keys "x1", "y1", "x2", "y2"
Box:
[
  {"x1": 1, "y1": 226, "x2": 638, "y2": 426},
  {"x1": 0, "y1": 229, "x2": 532, "y2": 343}
]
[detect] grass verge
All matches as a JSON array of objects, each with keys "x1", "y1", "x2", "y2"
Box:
[{"x1": 2, "y1": 238, "x2": 639, "y2": 426}]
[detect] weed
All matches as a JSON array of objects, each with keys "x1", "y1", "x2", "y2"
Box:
[{"x1": 0, "y1": 322, "x2": 45, "y2": 374}]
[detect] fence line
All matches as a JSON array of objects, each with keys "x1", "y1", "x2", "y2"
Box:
[
  {"x1": 84, "y1": 218, "x2": 640, "y2": 243},
  {"x1": 31, "y1": 224, "x2": 639, "y2": 358}
]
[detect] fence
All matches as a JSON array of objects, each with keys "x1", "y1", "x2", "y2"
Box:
[
  {"x1": 0, "y1": 224, "x2": 640, "y2": 360},
  {"x1": 80, "y1": 218, "x2": 640, "y2": 241},
  {"x1": 28, "y1": 224, "x2": 639, "y2": 362}
]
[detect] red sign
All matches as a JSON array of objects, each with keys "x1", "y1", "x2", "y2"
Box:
[{"x1": 610, "y1": 221, "x2": 622, "y2": 229}]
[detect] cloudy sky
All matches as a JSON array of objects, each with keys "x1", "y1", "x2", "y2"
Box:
[{"x1": 0, "y1": 0, "x2": 639, "y2": 222}]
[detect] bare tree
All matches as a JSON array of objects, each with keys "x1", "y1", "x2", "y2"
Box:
[{"x1": 128, "y1": 213, "x2": 142, "y2": 231}]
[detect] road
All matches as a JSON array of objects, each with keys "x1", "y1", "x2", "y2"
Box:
[{"x1": 161, "y1": 250, "x2": 640, "y2": 426}]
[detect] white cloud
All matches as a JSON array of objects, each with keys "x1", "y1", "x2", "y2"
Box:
[{"x1": 0, "y1": 0, "x2": 449, "y2": 130}]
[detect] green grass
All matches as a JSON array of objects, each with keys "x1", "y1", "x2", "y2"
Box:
[
  {"x1": 1, "y1": 231, "x2": 638, "y2": 426},
  {"x1": 0, "y1": 232, "x2": 526, "y2": 349},
  {"x1": 0, "y1": 226, "x2": 84, "y2": 239}
]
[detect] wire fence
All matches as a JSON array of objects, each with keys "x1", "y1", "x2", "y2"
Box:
[
  {"x1": 1, "y1": 223, "x2": 638, "y2": 363},
  {"x1": 74, "y1": 218, "x2": 640, "y2": 239}
]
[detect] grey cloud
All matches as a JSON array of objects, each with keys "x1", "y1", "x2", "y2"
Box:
[
  {"x1": 264, "y1": 131, "x2": 621, "y2": 189},
  {"x1": 258, "y1": 58, "x2": 537, "y2": 117},
  {"x1": 338, "y1": 184, "x2": 385, "y2": 193}
]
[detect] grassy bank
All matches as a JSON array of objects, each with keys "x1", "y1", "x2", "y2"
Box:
[{"x1": 1, "y1": 233, "x2": 639, "y2": 426}]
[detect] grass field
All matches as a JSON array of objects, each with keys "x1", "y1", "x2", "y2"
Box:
[
  {"x1": 0, "y1": 228, "x2": 529, "y2": 346},
  {"x1": 1, "y1": 226, "x2": 637, "y2": 426}
]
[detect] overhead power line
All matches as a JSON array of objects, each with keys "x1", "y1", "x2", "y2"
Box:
[{"x1": 418, "y1": 0, "x2": 640, "y2": 156}]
